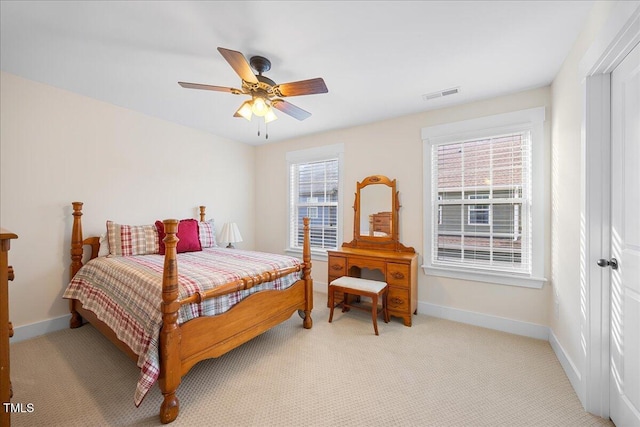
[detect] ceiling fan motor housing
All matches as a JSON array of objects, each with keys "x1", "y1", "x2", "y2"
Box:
[
  {"x1": 247, "y1": 56, "x2": 276, "y2": 98},
  {"x1": 250, "y1": 56, "x2": 271, "y2": 74},
  {"x1": 244, "y1": 75, "x2": 277, "y2": 97}
]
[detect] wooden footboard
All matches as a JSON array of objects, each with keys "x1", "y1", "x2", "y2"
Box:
[{"x1": 68, "y1": 202, "x2": 313, "y2": 424}]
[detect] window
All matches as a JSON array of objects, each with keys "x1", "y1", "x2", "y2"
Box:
[
  {"x1": 422, "y1": 108, "x2": 546, "y2": 288},
  {"x1": 436, "y1": 134, "x2": 528, "y2": 268},
  {"x1": 287, "y1": 144, "x2": 344, "y2": 259},
  {"x1": 467, "y1": 194, "x2": 490, "y2": 226}
]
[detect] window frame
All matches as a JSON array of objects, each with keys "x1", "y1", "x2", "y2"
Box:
[
  {"x1": 422, "y1": 107, "x2": 547, "y2": 289},
  {"x1": 286, "y1": 144, "x2": 344, "y2": 261}
]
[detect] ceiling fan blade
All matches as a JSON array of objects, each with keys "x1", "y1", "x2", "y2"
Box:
[
  {"x1": 272, "y1": 99, "x2": 312, "y2": 121},
  {"x1": 274, "y1": 78, "x2": 328, "y2": 97},
  {"x1": 178, "y1": 82, "x2": 239, "y2": 93},
  {"x1": 217, "y1": 47, "x2": 258, "y2": 84}
]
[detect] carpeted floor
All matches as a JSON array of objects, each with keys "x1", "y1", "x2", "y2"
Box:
[{"x1": 9, "y1": 293, "x2": 613, "y2": 426}]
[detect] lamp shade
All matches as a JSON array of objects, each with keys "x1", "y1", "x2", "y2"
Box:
[
  {"x1": 220, "y1": 222, "x2": 243, "y2": 248},
  {"x1": 264, "y1": 107, "x2": 278, "y2": 123},
  {"x1": 234, "y1": 101, "x2": 253, "y2": 121}
]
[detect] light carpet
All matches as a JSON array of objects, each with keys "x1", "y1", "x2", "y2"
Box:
[{"x1": 9, "y1": 293, "x2": 612, "y2": 426}]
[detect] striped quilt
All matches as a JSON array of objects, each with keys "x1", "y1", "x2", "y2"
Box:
[{"x1": 63, "y1": 247, "x2": 303, "y2": 406}]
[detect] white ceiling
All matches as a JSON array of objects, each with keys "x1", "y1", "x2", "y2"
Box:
[{"x1": 1, "y1": 1, "x2": 595, "y2": 145}]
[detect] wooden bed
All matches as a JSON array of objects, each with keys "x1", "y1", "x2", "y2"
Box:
[{"x1": 67, "y1": 202, "x2": 313, "y2": 424}]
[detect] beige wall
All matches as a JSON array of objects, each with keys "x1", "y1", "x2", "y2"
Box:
[
  {"x1": 0, "y1": 71, "x2": 255, "y2": 329},
  {"x1": 255, "y1": 87, "x2": 553, "y2": 327},
  {"x1": 550, "y1": 1, "x2": 617, "y2": 377}
]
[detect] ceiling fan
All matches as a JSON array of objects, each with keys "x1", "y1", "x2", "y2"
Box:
[{"x1": 179, "y1": 47, "x2": 328, "y2": 129}]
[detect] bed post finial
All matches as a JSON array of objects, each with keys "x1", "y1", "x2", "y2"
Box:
[
  {"x1": 69, "y1": 202, "x2": 85, "y2": 328},
  {"x1": 70, "y1": 202, "x2": 84, "y2": 280},
  {"x1": 199, "y1": 206, "x2": 206, "y2": 222},
  {"x1": 159, "y1": 219, "x2": 181, "y2": 424},
  {"x1": 302, "y1": 217, "x2": 313, "y2": 329}
]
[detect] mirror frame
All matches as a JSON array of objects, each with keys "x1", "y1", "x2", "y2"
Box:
[{"x1": 343, "y1": 175, "x2": 414, "y2": 252}]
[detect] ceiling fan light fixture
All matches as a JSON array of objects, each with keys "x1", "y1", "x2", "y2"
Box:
[
  {"x1": 264, "y1": 108, "x2": 278, "y2": 124},
  {"x1": 235, "y1": 101, "x2": 253, "y2": 121},
  {"x1": 251, "y1": 96, "x2": 269, "y2": 117}
]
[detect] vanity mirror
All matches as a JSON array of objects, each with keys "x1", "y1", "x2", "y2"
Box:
[
  {"x1": 360, "y1": 184, "x2": 392, "y2": 237},
  {"x1": 343, "y1": 175, "x2": 414, "y2": 253}
]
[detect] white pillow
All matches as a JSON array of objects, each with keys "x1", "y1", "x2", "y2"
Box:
[{"x1": 98, "y1": 233, "x2": 109, "y2": 257}]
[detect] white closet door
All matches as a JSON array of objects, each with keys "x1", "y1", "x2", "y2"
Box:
[{"x1": 609, "y1": 41, "x2": 640, "y2": 427}]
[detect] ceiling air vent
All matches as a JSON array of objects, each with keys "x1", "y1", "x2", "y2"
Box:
[{"x1": 422, "y1": 86, "x2": 460, "y2": 101}]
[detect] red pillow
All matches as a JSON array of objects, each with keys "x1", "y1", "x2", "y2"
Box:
[{"x1": 155, "y1": 219, "x2": 202, "y2": 255}]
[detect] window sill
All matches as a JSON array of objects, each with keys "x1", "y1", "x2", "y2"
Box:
[
  {"x1": 285, "y1": 248, "x2": 329, "y2": 262},
  {"x1": 422, "y1": 265, "x2": 547, "y2": 289}
]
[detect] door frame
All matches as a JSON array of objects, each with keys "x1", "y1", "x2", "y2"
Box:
[{"x1": 580, "y1": 2, "x2": 640, "y2": 418}]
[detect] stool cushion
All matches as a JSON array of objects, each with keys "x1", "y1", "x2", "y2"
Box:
[{"x1": 330, "y1": 276, "x2": 387, "y2": 293}]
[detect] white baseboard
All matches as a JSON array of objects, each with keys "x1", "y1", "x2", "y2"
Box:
[
  {"x1": 549, "y1": 329, "x2": 584, "y2": 404},
  {"x1": 417, "y1": 300, "x2": 550, "y2": 340},
  {"x1": 11, "y1": 313, "x2": 71, "y2": 343}
]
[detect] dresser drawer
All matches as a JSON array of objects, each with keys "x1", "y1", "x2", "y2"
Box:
[
  {"x1": 387, "y1": 287, "x2": 409, "y2": 312},
  {"x1": 328, "y1": 256, "x2": 346, "y2": 277},
  {"x1": 386, "y1": 263, "x2": 410, "y2": 287}
]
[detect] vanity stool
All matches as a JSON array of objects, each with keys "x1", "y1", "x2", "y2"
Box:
[{"x1": 328, "y1": 276, "x2": 389, "y2": 335}]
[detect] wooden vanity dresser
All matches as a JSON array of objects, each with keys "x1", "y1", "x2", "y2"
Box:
[
  {"x1": 328, "y1": 175, "x2": 418, "y2": 326},
  {"x1": 327, "y1": 247, "x2": 417, "y2": 326}
]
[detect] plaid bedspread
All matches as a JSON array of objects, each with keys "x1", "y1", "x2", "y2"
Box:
[{"x1": 63, "y1": 248, "x2": 303, "y2": 406}]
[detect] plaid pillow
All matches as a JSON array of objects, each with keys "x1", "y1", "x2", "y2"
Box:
[
  {"x1": 199, "y1": 219, "x2": 217, "y2": 248},
  {"x1": 106, "y1": 221, "x2": 159, "y2": 257}
]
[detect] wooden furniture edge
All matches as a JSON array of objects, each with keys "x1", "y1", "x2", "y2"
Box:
[{"x1": 1, "y1": 228, "x2": 18, "y2": 427}]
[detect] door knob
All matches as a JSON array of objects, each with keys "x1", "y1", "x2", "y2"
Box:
[{"x1": 597, "y1": 258, "x2": 618, "y2": 270}]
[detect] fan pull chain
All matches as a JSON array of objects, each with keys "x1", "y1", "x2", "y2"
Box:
[{"x1": 256, "y1": 122, "x2": 269, "y2": 139}]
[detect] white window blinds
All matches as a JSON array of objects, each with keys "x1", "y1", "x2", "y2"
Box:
[
  {"x1": 289, "y1": 159, "x2": 339, "y2": 251},
  {"x1": 431, "y1": 131, "x2": 532, "y2": 274}
]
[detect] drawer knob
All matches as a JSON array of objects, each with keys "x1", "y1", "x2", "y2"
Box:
[
  {"x1": 390, "y1": 297, "x2": 404, "y2": 305},
  {"x1": 391, "y1": 271, "x2": 405, "y2": 280}
]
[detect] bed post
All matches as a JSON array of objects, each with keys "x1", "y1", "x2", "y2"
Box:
[
  {"x1": 199, "y1": 206, "x2": 206, "y2": 222},
  {"x1": 69, "y1": 202, "x2": 84, "y2": 328},
  {"x1": 302, "y1": 217, "x2": 313, "y2": 329},
  {"x1": 159, "y1": 219, "x2": 181, "y2": 424}
]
